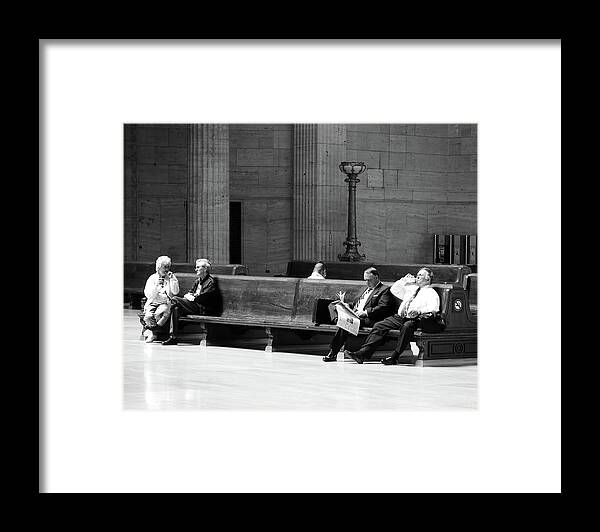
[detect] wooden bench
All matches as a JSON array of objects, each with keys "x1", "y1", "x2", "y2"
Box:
[
  {"x1": 125, "y1": 261, "x2": 248, "y2": 309},
  {"x1": 170, "y1": 275, "x2": 477, "y2": 366},
  {"x1": 285, "y1": 260, "x2": 472, "y2": 286}
]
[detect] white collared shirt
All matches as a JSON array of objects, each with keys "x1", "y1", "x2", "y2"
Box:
[
  {"x1": 144, "y1": 273, "x2": 180, "y2": 306},
  {"x1": 354, "y1": 282, "x2": 380, "y2": 313},
  {"x1": 397, "y1": 285, "x2": 440, "y2": 316}
]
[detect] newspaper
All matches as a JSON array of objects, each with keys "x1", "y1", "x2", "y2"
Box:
[{"x1": 335, "y1": 303, "x2": 361, "y2": 336}]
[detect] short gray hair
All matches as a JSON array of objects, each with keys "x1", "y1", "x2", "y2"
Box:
[
  {"x1": 196, "y1": 258, "x2": 212, "y2": 272},
  {"x1": 156, "y1": 255, "x2": 172, "y2": 269}
]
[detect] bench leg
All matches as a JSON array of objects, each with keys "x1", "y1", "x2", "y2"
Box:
[
  {"x1": 265, "y1": 327, "x2": 273, "y2": 352},
  {"x1": 410, "y1": 341, "x2": 420, "y2": 357},
  {"x1": 199, "y1": 324, "x2": 207, "y2": 350},
  {"x1": 415, "y1": 338, "x2": 429, "y2": 367},
  {"x1": 413, "y1": 338, "x2": 426, "y2": 365}
]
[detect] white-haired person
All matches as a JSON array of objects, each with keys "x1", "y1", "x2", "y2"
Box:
[
  {"x1": 162, "y1": 258, "x2": 221, "y2": 345},
  {"x1": 142, "y1": 255, "x2": 180, "y2": 343}
]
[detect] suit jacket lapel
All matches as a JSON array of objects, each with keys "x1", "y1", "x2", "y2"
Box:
[{"x1": 364, "y1": 282, "x2": 382, "y2": 308}]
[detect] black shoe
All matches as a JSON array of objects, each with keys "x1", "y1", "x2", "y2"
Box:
[
  {"x1": 322, "y1": 351, "x2": 337, "y2": 362},
  {"x1": 162, "y1": 336, "x2": 178, "y2": 346},
  {"x1": 346, "y1": 351, "x2": 364, "y2": 364},
  {"x1": 381, "y1": 356, "x2": 397, "y2": 365}
]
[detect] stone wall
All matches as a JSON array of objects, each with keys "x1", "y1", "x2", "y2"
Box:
[
  {"x1": 348, "y1": 124, "x2": 477, "y2": 263},
  {"x1": 124, "y1": 124, "x2": 188, "y2": 262},
  {"x1": 229, "y1": 124, "x2": 293, "y2": 276},
  {"x1": 124, "y1": 123, "x2": 477, "y2": 274}
]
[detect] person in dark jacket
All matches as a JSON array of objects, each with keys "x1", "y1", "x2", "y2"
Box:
[
  {"x1": 322, "y1": 267, "x2": 397, "y2": 362},
  {"x1": 162, "y1": 258, "x2": 221, "y2": 345}
]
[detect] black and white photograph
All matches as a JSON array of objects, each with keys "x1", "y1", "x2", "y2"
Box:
[
  {"x1": 40, "y1": 39, "x2": 561, "y2": 493},
  {"x1": 123, "y1": 123, "x2": 478, "y2": 410}
]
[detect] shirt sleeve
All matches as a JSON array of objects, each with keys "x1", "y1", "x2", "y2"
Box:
[{"x1": 144, "y1": 274, "x2": 158, "y2": 299}]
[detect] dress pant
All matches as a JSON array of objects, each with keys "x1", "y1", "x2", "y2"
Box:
[
  {"x1": 356, "y1": 314, "x2": 443, "y2": 360},
  {"x1": 328, "y1": 317, "x2": 376, "y2": 356},
  {"x1": 168, "y1": 296, "x2": 201, "y2": 336}
]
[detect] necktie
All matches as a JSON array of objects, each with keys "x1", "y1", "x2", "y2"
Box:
[
  {"x1": 400, "y1": 287, "x2": 420, "y2": 317},
  {"x1": 355, "y1": 288, "x2": 372, "y2": 310}
]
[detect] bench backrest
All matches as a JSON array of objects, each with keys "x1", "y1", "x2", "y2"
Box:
[
  {"x1": 377, "y1": 264, "x2": 471, "y2": 285},
  {"x1": 177, "y1": 274, "x2": 296, "y2": 323},
  {"x1": 285, "y1": 260, "x2": 471, "y2": 285},
  {"x1": 124, "y1": 261, "x2": 248, "y2": 292},
  {"x1": 291, "y1": 278, "x2": 368, "y2": 327},
  {"x1": 294, "y1": 279, "x2": 475, "y2": 330},
  {"x1": 184, "y1": 275, "x2": 477, "y2": 331}
]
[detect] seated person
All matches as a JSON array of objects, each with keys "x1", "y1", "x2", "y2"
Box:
[
  {"x1": 346, "y1": 267, "x2": 442, "y2": 365},
  {"x1": 307, "y1": 261, "x2": 327, "y2": 279},
  {"x1": 322, "y1": 267, "x2": 397, "y2": 362},
  {"x1": 162, "y1": 258, "x2": 221, "y2": 345},
  {"x1": 142, "y1": 255, "x2": 180, "y2": 343}
]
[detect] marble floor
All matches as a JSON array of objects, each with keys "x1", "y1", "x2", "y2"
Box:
[{"x1": 123, "y1": 310, "x2": 478, "y2": 410}]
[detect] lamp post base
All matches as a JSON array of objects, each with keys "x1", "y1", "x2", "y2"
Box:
[
  {"x1": 338, "y1": 242, "x2": 365, "y2": 262},
  {"x1": 338, "y1": 253, "x2": 366, "y2": 262}
]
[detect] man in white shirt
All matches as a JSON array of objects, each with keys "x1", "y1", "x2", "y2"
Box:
[{"x1": 346, "y1": 267, "x2": 442, "y2": 365}]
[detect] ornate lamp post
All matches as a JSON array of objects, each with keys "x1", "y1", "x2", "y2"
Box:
[{"x1": 338, "y1": 161, "x2": 367, "y2": 262}]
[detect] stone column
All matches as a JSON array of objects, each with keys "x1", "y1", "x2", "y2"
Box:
[
  {"x1": 187, "y1": 124, "x2": 229, "y2": 264},
  {"x1": 292, "y1": 124, "x2": 347, "y2": 262}
]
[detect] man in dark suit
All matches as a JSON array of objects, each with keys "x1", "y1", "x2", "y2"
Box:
[
  {"x1": 162, "y1": 258, "x2": 221, "y2": 345},
  {"x1": 322, "y1": 267, "x2": 397, "y2": 362}
]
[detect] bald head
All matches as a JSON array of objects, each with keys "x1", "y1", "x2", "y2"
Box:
[{"x1": 313, "y1": 262, "x2": 327, "y2": 276}]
